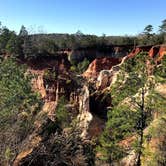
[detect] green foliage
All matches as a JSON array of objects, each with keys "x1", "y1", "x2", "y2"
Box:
[
  {"x1": 97, "y1": 52, "x2": 166, "y2": 165},
  {"x1": 137, "y1": 25, "x2": 155, "y2": 45},
  {"x1": 154, "y1": 55, "x2": 166, "y2": 81},
  {"x1": 1, "y1": 19, "x2": 166, "y2": 58},
  {"x1": 157, "y1": 19, "x2": 166, "y2": 43},
  {"x1": 70, "y1": 58, "x2": 90, "y2": 74},
  {"x1": 19, "y1": 25, "x2": 28, "y2": 37},
  {"x1": 0, "y1": 24, "x2": 24, "y2": 57},
  {"x1": 77, "y1": 58, "x2": 90, "y2": 74},
  {"x1": 22, "y1": 36, "x2": 37, "y2": 59},
  {"x1": 107, "y1": 105, "x2": 139, "y2": 139},
  {"x1": 0, "y1": 58, "x2": 42, "y2": 164},
  {"x1": 66, "y1": 79, "x2": 71, "y2": 84},
  {"x1": 111, "y1": 71, "x2": 142, "y2": 105},
  {"x1": 56, "y1": 96, "x2": 71, "y2": 129},
  {"x1": 96, "y1": 104, "x2": 138, "y2": 162},
  {"x1": 97, "y1": 53, "x2": 158, "y2": 164},
  {"x1": 141, "y1": 56, "x2": 166, "y2": 165},
  {"x1": 136, "y1": 19, "x2": 166, "y2": 45},
  {"x1": 159, "y1": 19, "x2": 166, "y2": 33},
  {"x1": 144, "y1": 25, "x2": 153, "y2": 35},
  {"x1": 5, "y1": 32, "x2": 23, "y2": 56},
  {"x1": 0, "y1": 27, "x2": 12, "y2": 52},
  {"x1": 44, "y1": 69, "x2": 57, "y2": 80},
  {"x1": 96, "y1": 140, "x2": 125, "y2": 162},
  {"x1": 144, "y1": 116, "x2": 166, "y2": 166},
  {"x1": 111, "y1": 53, "x2": 150, "y2": 105},
  {"x1": 37, "y1": 38, "x2": 59, "y2": 54},
  {"x1": 0, "y1": 58, "x2": 41, "y2": 127},
  {"x1": 4, "y1": 147, "x2": 12, "y2": 161},
  {"x1": 70, "y1": 65, "x2": 76, "y2": 72}
]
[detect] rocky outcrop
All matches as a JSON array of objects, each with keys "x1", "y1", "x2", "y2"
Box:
[
  {"x1": 127, "y1": 45, "x2": 152, "y2": 58},
  {"x1": 13, "y1": 135, "x2": 42, "y2": 166},
  {"x1": 113, "y1": 45, "x2": 131, "y2": 57},
  {"x1": 30, "y1": 70, "x2": 46, "y2": 98},
  {"x1": 96, "y1": 70, "x2": 113, "y2": 90},
  {"x1": 13, "y1": 55, "x2": 74, "y2": 165},
  {"x1": 149, "y1": 45, "x2": 166, "y2": 60},
  {"x1": 158, "y1": 45, "x2": 166, "y2": 60},
  {"x1": 83, "y1": 57, "x2": 121, "y2": 81},
  {"x1": 13, "y1": 53, "x2": 95, "y2": 164},
  {"x1": 155, "y1": 83, "x2": 166, "y2": 98},
  {"x1": 94, "y1": 56, "x2": 126, "y2": 90},
  {"x1": 83, "y1": 45, "x2": 166, "y2": 90},
  {"x1": 77, "y1": 85, "x2": 93, "y2": 137},
  {"x1": 128, "y1": 45, "x2": 166, "y2": 61}
]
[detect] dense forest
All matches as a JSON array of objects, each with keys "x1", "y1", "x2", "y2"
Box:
[
  {"x1": 0, "y1": 19, "x2": 166, "y2": 166},
  {"x1": 0, "y1": 19, "x2": 166, "y2": 59}
]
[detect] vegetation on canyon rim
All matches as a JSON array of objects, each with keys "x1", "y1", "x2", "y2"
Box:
[{"x1": 0, "y1": 19, "x2": 166, "y2": 59}]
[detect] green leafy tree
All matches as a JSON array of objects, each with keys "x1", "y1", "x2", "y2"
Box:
[
  {"x1": 70, "y1": 58, "x2": 90, "y2": 74},
  {"x1": 154, "y1": 55, "x2": 166, "y2": 81},
  {"x1": 0, "y1": 25, "x2": 24, "y2": 57},
  {"x1": 159, "y1": 19, "x2": 166, "y2": 33},
  {"x1": 0, "y1": 27, "x2": 12, "y2": 52},
  {"x1": 18, "y1": 25, "x2": 38, "y2": 59},
  {"x1": 5, "y1": 32, "x2": 23, "y2": 57},
  {"x1": 22, "y1": 36, "x2": 37, "y2": 59},
  {"x1": 96, "y1": 104, "x2": 137, "y2": 163},
  {"x1": 19, "y1": 25, "x2": 28, "y2": 37},
  {"x1": 143, "y1": 25, "x2": 153, "y2": 35},
  {"x1": 159, "y1": 19, "x2": 166, "y2": 43},
  {"x1": 37, "y1": 38, "x2": 59, "y2": 54},
  {"x1": 138, "y1": 24, "x2": 154, "y2": 45},
  {"x1": 149, "y1": 117, "x2": 166, "y2": 165}
]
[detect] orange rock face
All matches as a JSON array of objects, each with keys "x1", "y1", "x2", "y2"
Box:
[
  {"x1": 127, "y1": 46, "x2": 152, "y2": 58},
  {"x1": 83, "y1": 44, "x2": 166, "y2": 84},
  {"x1": 128, "y1": 45, "x2": 166, "y2": 61},
  {"x1": 158, "y1": 45, "x2": 166, "y2": 60},
  {"x1": 149, "y1": 45, "x2": 160, "y2": 58},
  {"x1": 83, "y1": 57, "x2": 121, "y2": 79}
]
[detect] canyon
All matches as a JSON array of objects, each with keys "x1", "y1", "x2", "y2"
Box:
[{"x1": 11, "y1": 44, "x2": 166, "y2": 165}]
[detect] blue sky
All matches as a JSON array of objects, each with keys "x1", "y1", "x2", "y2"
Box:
[{"x1": 0, "y1": 0, "x2": 165, "y2": 36}]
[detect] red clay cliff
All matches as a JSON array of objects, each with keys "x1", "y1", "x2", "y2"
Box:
[
  {"x1": 128, "y1": 45, "x2": 166, "y2": 61},
  {"x1": 83, "y1": 57, "x2": 121, "y2": 79},
  {"x1": 83, "y1": 45, "x2": 166, "y2": 80}
]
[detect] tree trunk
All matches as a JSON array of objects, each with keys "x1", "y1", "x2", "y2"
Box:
[{"x1": 137, "y1": 88, "x2": 145, "y2": 166}]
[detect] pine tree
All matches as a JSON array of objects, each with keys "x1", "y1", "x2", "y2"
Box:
[
  {"x1": 0, "y1": 58, "x2": 42, "y2": 164},
  {"x1": 97, "y1": 53, "x2": 158, "y2": 165},
  {"x1": 5, "y1": 32, "x2": 23, "y2": 57},
  {"x1": 159, "y1": 19, "x2": 166, "y2": 43}
]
